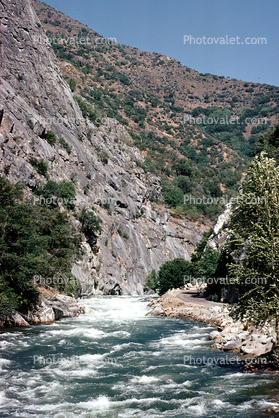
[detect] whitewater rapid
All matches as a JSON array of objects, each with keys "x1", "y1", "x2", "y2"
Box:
[{"x1": 0, "y1": 296, "x2": 279, "y2": 417}]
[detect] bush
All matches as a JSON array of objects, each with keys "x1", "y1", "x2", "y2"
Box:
[
  {"x1": 117, "y1": 227, "x2": 129, "y2": 239},
  {"x1": 68, "y1": 78, "x2": 76, "y2": 92},
  {"x1": 45, "y1": 130, "x2": 57, "y2": 146},
  {"x1": 30, "y1": 157, "x2": 48, "y2": 177},
  {"x1": 79, "y1": 207, "x2": 102, "y2": 250},
  {"x1": 33, "y1": 180, "x2": 76, "y2": 209},
  {"x1": 157, "y1": 258, "x2": 191, "y2": 295},
  {"x1": 59, "y1": 137, "x2": 72, "y2": 154}
]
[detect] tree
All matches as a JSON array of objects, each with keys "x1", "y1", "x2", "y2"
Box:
[
  {"x1": 157, "y1": 258, "x2": 191, "y2": 295},
  {"x1": 0, "y1": 177, "x2": 82, "y2": 319},
  {"x1": 79, "y1": 207, "x2": 102, "y2": 251},
  {"x1": 227, "y1": 152, "x2": 279, "y2": 350}
]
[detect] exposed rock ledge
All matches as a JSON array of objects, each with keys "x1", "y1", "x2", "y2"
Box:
[
  {"x1": 146, "y1": 289, "x2": 276, "y2": 363},
  {"x1": 3, "y1": 287, "x2": 92, "y2": 327}
]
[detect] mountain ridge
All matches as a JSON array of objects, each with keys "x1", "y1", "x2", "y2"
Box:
[{"x1": 32, "y1": 0, "x2": 279, "y2": 220}]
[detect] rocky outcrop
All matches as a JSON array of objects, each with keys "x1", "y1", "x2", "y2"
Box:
[
  {"x1": 4, "y1": 287, "x2": 92, "y2": 327},
  {"x1": 147, "y1": 290, "x2": 276, "y2": 362},
  {"x1": 207, "y1": 201, "x2": 232, "y2": 250},
  {"x1": 0, "y1": 0, "x2": 208, "y2": 296}
]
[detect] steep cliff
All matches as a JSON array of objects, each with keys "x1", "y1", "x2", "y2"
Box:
[{"x1": 0, "y1": 0, "x2": 207, "y2": 295}]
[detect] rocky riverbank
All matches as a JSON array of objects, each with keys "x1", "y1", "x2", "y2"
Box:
[
  {"x1": 2, "y1": 287, "x2": 92, "y2": 327},
  {"x1": 146, "y1": 289, "x2": 276, "y2": 363}
]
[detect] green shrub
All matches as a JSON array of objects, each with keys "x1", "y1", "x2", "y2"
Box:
[
  {"x1": 29, "y1": 157, "x2": 48, "y2": 177},
  {"x1": 33, "y1": 180, "x2": 76, "y2": 209},
  {"x1": 117, "y1": 227, "x2": 129, "y2": 239},
  {"x1": 59, "y1": 137, "x2": 72, "y2": 154},
  {"x1": 79, "y1": 207, "x2": 102, "y2": 250},
  {"x1": 46, "y1": 130, "x2": 57, "y2": 145},
  {"x1": 68, "y1": 78, "x2": 76, "y2": 92},
  {"x1": 98, "y1": 151, "x2": 109, "y2": 164},
  {"x1": 157, "y1": 258, "x2": 191, "y2": 295}
]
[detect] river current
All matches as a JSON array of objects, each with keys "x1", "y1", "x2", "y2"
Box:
[{"x1": 1, "y1": 296, "x2": 279, "y2": 417}]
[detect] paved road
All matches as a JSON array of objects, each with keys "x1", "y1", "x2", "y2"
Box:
[{"x1": 172, "y1": 289, "x2": 224, "y2": 307}]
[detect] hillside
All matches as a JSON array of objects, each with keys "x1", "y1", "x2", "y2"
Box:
[
  {"x1": 32, "y1": 0, "x2": 279, "y2": 219},
  {"x1": 0, "y1": 0, "x2": 209, "y2": 299}
]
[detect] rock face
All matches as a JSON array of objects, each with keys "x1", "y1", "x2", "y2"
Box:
[
  {"x1": 0, "y1": 0, "x2": 208, "y2": 296},
  {"x1": 207, "y1": 202, "x2": 232, "y2": 250}
]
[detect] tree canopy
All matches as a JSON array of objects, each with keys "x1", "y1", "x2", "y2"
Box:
[{"x1": 227, "y1": 152, "x2": 279, "y2": 343}]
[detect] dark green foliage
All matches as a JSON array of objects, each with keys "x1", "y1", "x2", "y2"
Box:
[
  {"x1": 45, "y1": 130, "x2": 57, "y2": 145},
  {"x1": 98, "y1": 151, "x2": 109, "y2": 164},
  {"x1": 226, "y1": 153, "x2": 279, "y2": 339},
  {"x1": 156, "y1": 229, "x2": 224, "y2": 295},
  {"x1": 161, "y1": 180, "x2": 184, "y2": 207},
  {"x1": 256, "y1": 123, "x2": 279, "y2": 163},
  {"x1": 79, "y1": 207, "x2": 102, "y2": 250},
  {"x1": 157, "y1": 258, "x2": 192, "y2": 295},
  {"x1": 0, "y1": 177, "x2": 82, "y2": 320},
  {"x1": 117, "y1": 227, "x2": 129, "y2": 239},
  {"x1": 33, "y1": 180, "x2": 76, "y2": 209},
  {"x1": 59, "y1": 137, "x2": 72, "y2": 154},
  {"x1": 174, "y1": 176, "x2": 192, "y2": 193},
  {"x1": 68, "y1": 78, "x2": 76, "y2": 92},
  {"x1": 29, "y1": 157, "x2": 48, "y2": 177},
  {"x1": 75, "y1": 95, "x2": 102, "y2": 125}
]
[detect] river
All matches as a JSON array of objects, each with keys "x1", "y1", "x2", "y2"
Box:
[{"x1": 1, "y1": 296, "x2": 279, "y2": 417}]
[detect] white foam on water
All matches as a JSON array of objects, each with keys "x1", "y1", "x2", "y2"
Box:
[
  {"x1": 109, "y1": 330, "x2": 131, "y2": 338},
  {"x1": 0, "y1": 358, "x2": 11, "y2": 371},
  {"x1": 48, "y1": 327, "x2": 106, "y2": 339},
  {"x1": 78, "y1": 395, "x2": 110, "y2": 410},
  {"x1": 15, "y1": 381, "x2": 65, "y2": 401},
  {"x1": 222, "y1": 372, "x2": 255, "y2": 379},
  {"x1": 150, "y1": 333, "x2": 206, "y2": 350},
  {"x1": 84, "y1": 296, "x2": 149, "y2": 322},
  {"x1": 23, "y1": 401, "x2": 71, "y2": 413},
  {"x1": 0, "y1": 390, "x2": 11, "y2": 407},
  {"x1": 212, "y1": 399, "x2": 230, "y2": 408},
  {"x1": 57, "y1": 339, "x2": 67, "y2": 346},
  {"x1": 110, "y1": 342, "x2": 143, "y2": 353},
  {"x1": 0, "y1": 340, "x2": 14, "y2": 350},
  {"x1": 182, "y1": 380, "x2": 192, "y2": 387},
  {"x1": 186, "y1": 402, "x2": 207, "y2": 416},
  {"x1": 131, "y1": 375, "x2": 161, "y2": 384}
]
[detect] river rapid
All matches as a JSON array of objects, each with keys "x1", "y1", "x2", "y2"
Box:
[{"x1": 1, "y1": 296, "x2": 279, "y2": 417}]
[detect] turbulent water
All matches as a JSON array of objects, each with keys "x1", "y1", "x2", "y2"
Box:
[{"x1": 1, "y1": 296, "x2": 279, "y2": 417}]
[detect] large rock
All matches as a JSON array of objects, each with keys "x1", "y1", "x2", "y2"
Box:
[
  {"x1": 5, "y1": 312, "x2": 31, "y2": 327},
  {"x1": 24, "y1": 307, "x2": 55, "y2": 324}
]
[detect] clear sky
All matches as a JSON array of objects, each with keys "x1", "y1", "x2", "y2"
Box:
[{"x1": 42, "y1": 0, "x2": 279, "y2": 87}]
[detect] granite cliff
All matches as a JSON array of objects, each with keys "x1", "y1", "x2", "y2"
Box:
[{"x1": 0, "y1": 0, "x2": 207, "y2": 297}]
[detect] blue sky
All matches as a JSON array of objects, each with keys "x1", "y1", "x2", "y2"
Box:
[{"x1": 42, "y1": 0, "x2": 279, "y2": 86}]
